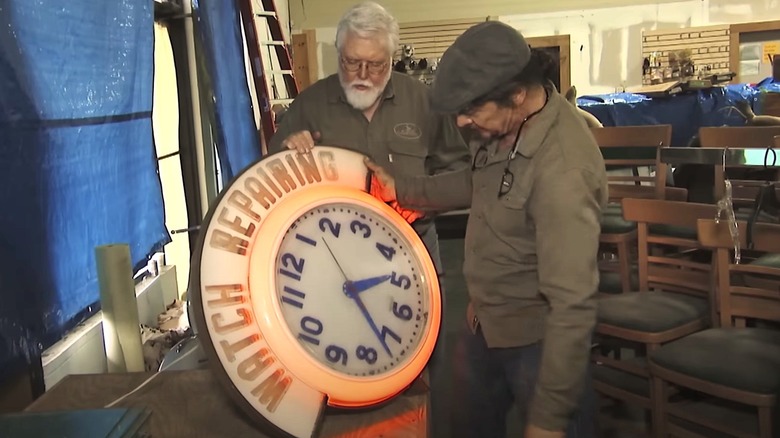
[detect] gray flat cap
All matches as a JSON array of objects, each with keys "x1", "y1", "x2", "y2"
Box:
[{"x1": 431, "y1": 21, "x2": 531, "y2": 113}]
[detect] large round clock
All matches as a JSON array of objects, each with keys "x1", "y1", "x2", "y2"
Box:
[{"x1": 190, "y1": 146, "x2": 441, "y2": 438}]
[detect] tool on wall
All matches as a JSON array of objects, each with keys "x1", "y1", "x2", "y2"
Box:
[{"x1": 237, "y1": 0, "x2": 299, "y2": 151}]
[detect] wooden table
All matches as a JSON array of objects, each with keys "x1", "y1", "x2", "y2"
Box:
[{"x1": 25, "y1": 369, "x2": 429, "y2": 437}]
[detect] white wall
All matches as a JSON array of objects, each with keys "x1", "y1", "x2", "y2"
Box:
[
  {"x1": 297, "y1": 0, "x2": 780, "y2": 95},
  {"x1": 501, "y1": 0, "x2": 780, "y2": 95},
  {"x1": 289, "y1": 0, "x2": 687, "y2": 30}
]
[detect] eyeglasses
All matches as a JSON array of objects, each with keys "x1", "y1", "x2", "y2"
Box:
[
  {"x1": 471, "y1": 127, "x2": 524, "y2": 198},
  {"x1": 340, "y1": 56, "x2": 388, "y2": 75}
]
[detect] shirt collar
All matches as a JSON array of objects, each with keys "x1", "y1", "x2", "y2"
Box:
[{"x1": 514, "y1": 83, "x2": 561, "y2": 158}]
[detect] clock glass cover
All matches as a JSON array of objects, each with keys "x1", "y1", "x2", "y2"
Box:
[{"x1": 274, "y1": 201, "x2": 430, "y2": 378}]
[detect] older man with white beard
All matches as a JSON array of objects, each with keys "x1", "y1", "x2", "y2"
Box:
[{"x1": 268, "y1": 2, "x2": 469, "y2": 436}]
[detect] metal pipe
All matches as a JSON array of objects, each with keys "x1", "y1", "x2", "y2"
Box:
[{"x1": 182, "y1": 0, "x2": 210, "y2": 219}]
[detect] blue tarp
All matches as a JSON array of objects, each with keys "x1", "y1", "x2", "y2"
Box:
[
  {"x1": 578, "y1": 79, "x2": 779, "y2": 146},
  {"x1": 0, "y1": 1, "x2": 169, "y2": 376},
  {"x1": 192, "y1": 0, "x2": 261, "y2": 183}
]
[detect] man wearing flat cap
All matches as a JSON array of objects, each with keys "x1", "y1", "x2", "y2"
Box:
[{"x1": 366, "y1": 21, "x2": 606, "y2": 438}]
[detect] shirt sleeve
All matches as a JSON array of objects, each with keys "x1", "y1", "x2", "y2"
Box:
[
  {"x1": 425, "y1": 113, "x2": 471, "y2": 175},
  {"x1": 395, "y1": 168, "x2": 473, "y2": 212},
  {"x1": 526, "y1": 167, "x2": 602, "y2": 431}
]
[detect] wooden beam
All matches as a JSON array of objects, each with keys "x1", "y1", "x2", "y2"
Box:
[{"x1": 291, "y1": 29, "x2": 318, "y2": 91}]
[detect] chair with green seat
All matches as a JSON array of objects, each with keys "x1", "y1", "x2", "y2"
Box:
[
  {"x1": 593, "y1": 125, "x2": 674, "y2": 294},
  {"x1": 593, "y1": 198, "x2": 718, "y2": 436},
  {"x1": 649, "y1": 219, "x2": 780, "y2": 438}
]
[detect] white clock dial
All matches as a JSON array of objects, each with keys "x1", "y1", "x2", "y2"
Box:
[{"x1": 274, "y1": 201, "x2": 429, "y2": 377}]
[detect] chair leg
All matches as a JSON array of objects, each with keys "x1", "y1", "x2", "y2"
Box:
[
  {"x1": 758, "y1": 406, "x2": 773, "y2": 438},
  {"x1": 616, "y1": 239, "x2": 632, "y2": 293},
  {"x1": 650, "y1": 375, "x2": 667, "y2": 438}
]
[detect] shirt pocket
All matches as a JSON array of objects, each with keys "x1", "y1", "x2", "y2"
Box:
[
  {"x1": 384, "y1": 140, "x2": 428, "y2": 178},
  {"x1": 485, "y1": 161, "x2": 536, "y2": 237}
]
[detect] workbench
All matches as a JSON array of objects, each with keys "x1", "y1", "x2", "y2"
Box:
[{"x1": 24, "y1": 369, "x2": 429, "y2": 437}]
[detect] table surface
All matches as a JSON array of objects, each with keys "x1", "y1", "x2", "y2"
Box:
[{"x1": 25, "y1": 369, "x2": 429, "y2": 438}]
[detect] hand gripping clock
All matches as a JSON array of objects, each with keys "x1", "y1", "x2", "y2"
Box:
[{"x1": 190, "y1": 147, "x2": 442, "y2": 438}]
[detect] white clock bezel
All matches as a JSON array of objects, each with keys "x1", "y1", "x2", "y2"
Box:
[{"x1": 249, "y1": 186, "x2": 440, "y2": 407}]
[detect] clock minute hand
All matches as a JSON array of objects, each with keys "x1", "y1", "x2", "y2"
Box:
[
  {"x1": 321, "y1": 237, "x2": 350, "y2": 281},
  {"x1": 344, "y1": 285, "x2": 392, "y2": 357},
  {"x1": 349, "y1": 274, "x2": 391, "y2": 295}
]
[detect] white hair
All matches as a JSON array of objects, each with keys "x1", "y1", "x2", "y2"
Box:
[{"x1": 335, "y1": 2, "x2": 400, "y2": 57}]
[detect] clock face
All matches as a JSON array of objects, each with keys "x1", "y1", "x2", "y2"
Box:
[{"x1": 273, "y1": 202, "x2": 429, "y2": 378}]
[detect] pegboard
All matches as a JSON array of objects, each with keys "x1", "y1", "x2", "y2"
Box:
[
  {"x1": 642, "y1": 24, "x2": 731, "y2": 85},
  {"x1": 394, "y1": 17, "x2": 492, "y2": 84}
]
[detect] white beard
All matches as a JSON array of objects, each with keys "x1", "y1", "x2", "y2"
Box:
[{"x1": 338, "y1": 70, "x2": 391, "y2": 111}]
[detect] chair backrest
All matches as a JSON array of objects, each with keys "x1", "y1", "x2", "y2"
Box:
[
  {"x1": 607, "y1": 185, "x2": 688, "y2": 201},
  {"x1": 591, "y1": 125, "x2": 673, "y2": 201},
  {"x1": 697, "y1": 219, "x2": 780, "y2": 327},
  {"x1": 699, "y1": 126, "x2": 780, "y2": 148},
  {"x1": 622, "y1": 198, "x2": 717, "y2": 298},
  {"x1": 698, "y1": 126, "x2": 780, "y2": 202}
]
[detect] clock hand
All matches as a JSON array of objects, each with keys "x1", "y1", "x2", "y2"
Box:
[
  {"x1": 321, "y1": 237, "x2": 350, "y2": 281},
  {"x1": 350, "y1": 274, "x2": 391, "y2": 295},
  {"x1": 344, "y1": 285, "x2": 392, "y2": 357}
]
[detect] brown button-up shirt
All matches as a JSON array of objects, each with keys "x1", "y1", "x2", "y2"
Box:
[
  {"x1": 396, "y1": 89, "x2": 608, "y2": 431},
  {"x1": 268, "y1": 72, "x2": 470, "y2": 251}
]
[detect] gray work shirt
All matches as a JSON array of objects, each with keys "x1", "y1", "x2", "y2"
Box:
[
  {"x1": 268, "y1": 72, "x2": 471, "y2": 268},
  {"x1": 396, "y1": 89, "x2": 608, "y2": 431}
]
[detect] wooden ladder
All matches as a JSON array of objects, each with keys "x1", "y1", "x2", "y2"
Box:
[{"x1": 237, "y1": 0, "x2": 299, "y2": 151}]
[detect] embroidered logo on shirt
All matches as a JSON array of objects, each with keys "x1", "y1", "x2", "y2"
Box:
[{"x1": 393, "y1": 123, "x2": 422, "y2": 140}]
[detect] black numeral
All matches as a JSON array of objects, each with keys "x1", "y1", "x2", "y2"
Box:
[
  {"x1": 356, "y1": 346, "x2": 378, "y2": 364},
  {"x1": 376, "y1": 242, "x2": 396, "y2": 261},
  {"x1": 391, "y1": 271, "x2": 411, "y2": 290},
  {"x1": 392, "y1": 302, "x2": 413, "y2": 321},
  {"x1": 280, "y1": 253, "x2": 305, "y2": 274},
  {"x1": 381, "y1": 326, "x2": 402, "y2": 345},
  {"x1": 298, "y1": 316, "x2": 322, "y2": 346},
  {"x1": 295, "y1": 233, "x2": 317, "y2": 246},
  {"x1": 326, "y1": 345, "x2": 348, "y2": 365},
  {"x1": 319, "y1": 218, "x2": 341, "y2": 237},
  {"x1": 350, "y1": 220, "x2": 372, "y2": 238},
  {"x1": 281, "y1": 286, "x2": 305, "y2": 309}
]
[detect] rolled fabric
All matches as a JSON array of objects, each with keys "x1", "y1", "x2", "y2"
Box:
[{"x1": 95, "y1": 244, "x2": 145, "y2": 373}]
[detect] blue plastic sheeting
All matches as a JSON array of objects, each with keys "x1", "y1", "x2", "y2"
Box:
[
  {"x1": 578, "y1": 80, "x2": 777, "y2": 146},
  {"x1": 193, "y1": 0, "x2": 261, "y2": 183},
  {"x1": 0, "y1": 1, "x2": 169, "y2": 376}
]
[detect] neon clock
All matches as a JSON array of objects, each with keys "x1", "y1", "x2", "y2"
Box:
[{"x1": 190, "y1": 147, "x2": 441, "y2": 438}]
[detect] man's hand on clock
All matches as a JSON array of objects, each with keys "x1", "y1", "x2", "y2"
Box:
[
  {"x1": 347, "y1": 274, "x2": 391, "y2": 295},
  {"x1": 364, "y1": 158, "x2": 425, "y2": 224},
  {"x1": 364, "y1": 158, "x2": 397, "y2": 202}
]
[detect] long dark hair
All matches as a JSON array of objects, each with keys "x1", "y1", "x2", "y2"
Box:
[{"x1": 460, "y1": 48, "x2": 558, "y2": 113}]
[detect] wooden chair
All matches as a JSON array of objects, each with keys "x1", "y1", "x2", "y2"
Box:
[
  {"x1": 593, "y1": 125, "x2": 673, "y2": 294},
  {"x1": 593, "y1": 198, "x2": 717, "y2": 436},
  {"x1": 649, "y1": 219, "x2": 780, "y2": 438},
  {"x1": 699, "y1": 126, "x2": 780, "y2": 204}
]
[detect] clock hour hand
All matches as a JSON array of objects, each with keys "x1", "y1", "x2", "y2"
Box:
[
  {"x1": 347, "y1": 274, "x2": 391, "y2": 295},
  {"x1": 343, "y1": 287, "x2": 392, "y2": 357}
]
